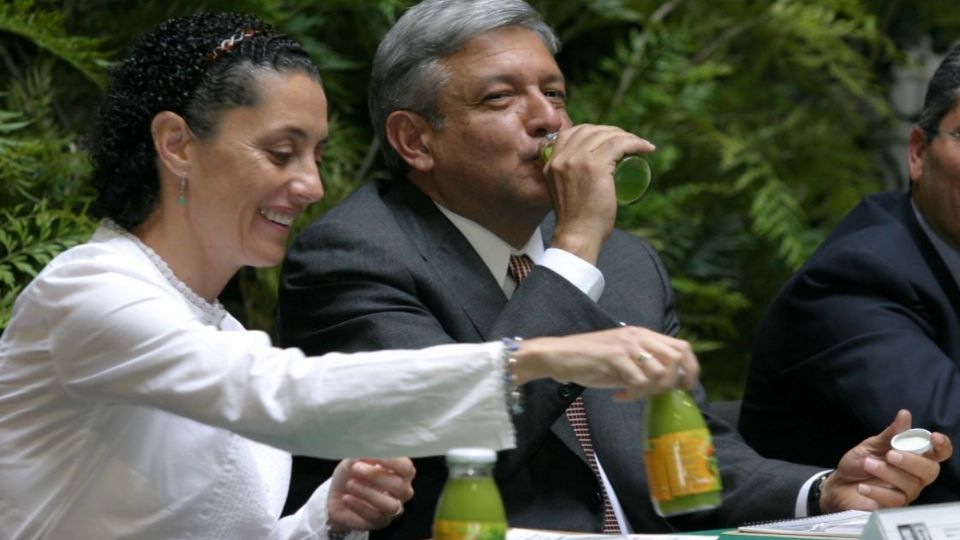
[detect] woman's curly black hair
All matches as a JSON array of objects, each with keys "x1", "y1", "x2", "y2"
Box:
[{"x1": 89, "y1": 12, "x2": 321, "y2": 229}]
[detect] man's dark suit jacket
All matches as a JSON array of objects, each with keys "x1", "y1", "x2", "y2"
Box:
[
  {"x1": 741, "y1": 191, "x2": 960, "y2": 503},
  {"x1": 278, "y1": 179, "x2": 820, "y2": 538}
]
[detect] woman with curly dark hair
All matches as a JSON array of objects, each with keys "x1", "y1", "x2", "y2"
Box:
[{"x1": 0, "y1": 10, "x2": 694, "y2": 540}]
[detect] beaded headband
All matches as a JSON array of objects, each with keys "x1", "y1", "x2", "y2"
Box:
[{"x1": 200, "y1": 27, "x2": 261, "y2": 70}]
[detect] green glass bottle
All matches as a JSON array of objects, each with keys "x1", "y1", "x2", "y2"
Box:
[
  {"x1": 643, "y1": 389, "x2": 723, "y2": 516},
  {"x1": 540, "y1": 132, "x2": 653, "y2": 205},
  {"x1": 433, "y1": 447, "x2": 507, "y2": 540}
]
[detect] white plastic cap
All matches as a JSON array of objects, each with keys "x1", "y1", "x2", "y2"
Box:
[
  {"x1": 891, "y1": 428, "x2": 932, "y2": 455},
  {"x1": 446, "y1": 447, "x2": 497, "y2": 464}
]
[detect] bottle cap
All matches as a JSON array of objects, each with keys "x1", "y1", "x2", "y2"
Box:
[
  {"x1": 891, "y1": 428, "x2": 932, "y2": 455},
  {"x1": 446, "y1": 447, "x2": 497, "y2": 464}
]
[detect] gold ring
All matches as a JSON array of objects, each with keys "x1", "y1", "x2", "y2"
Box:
[{"x1": 638, "y1": 351, "x2": 655, "y2": 363}]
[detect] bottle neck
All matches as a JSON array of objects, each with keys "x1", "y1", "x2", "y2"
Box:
[{"x1": 448, "y1": 463, "x2": 495, "y2": 479}]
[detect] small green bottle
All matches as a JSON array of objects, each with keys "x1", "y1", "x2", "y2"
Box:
[
  {"x1": 540, "y1": 131, "x2": 653, "y2": 205},
  {"x1": 433, "y1": 447, "x2": 507, "y2": 540},
  {"x1": 643, "y1": 389, "x2": 723, "y2": 516}
]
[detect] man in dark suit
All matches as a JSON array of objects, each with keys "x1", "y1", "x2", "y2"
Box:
[
  {"x1": 278, "y1": 0, "x2": 950, "y2": 537},
  {"x1": 741, "y1": 45, "x2": 960, "y2": 504}
]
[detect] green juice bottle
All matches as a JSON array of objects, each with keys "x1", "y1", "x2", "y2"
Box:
[
  {"x1": 643, "y1": 389, "x2": 723, "y2": 516},
  {"x1": 433, "y1": 447, "x2": 507, "y2": 540},
  {"x1": 540, "y1": 131, "x2": 653, "y2": 205}
]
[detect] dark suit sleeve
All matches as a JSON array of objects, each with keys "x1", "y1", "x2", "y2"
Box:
[{"x1": 745, "y1": 243, "x2": 960, "y2": 498}]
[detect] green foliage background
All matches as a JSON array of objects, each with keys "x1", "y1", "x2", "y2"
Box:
[{"x1": 2, "y1": 0, "x2": 958, "y2": 397}]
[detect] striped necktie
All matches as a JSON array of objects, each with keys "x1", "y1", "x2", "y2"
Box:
[{"x1": 506, "y1": 254, "x2": 620, "y2": 533}]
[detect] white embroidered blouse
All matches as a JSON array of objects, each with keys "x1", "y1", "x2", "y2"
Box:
[{"x1": 0, "y1": 223, "x2": 514, "y2": 539}]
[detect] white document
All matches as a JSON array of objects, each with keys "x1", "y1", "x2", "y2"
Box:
[
  {"x1": 735, "y1": 509, "x2": 870, "y2": 538},
  {"x1": 507, "y1": 529, "x2": 718, "y2": 540}
]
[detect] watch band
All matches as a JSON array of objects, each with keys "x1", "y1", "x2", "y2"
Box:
[{"x1": 807, "y1": 471, "x2": 831, "y2": 516}]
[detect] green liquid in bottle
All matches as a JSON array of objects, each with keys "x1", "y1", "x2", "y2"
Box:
[
  {"x1": 613, "y1": 155, "x2": 652, "y2": 205},
  {"x1": 540, "y1": 133, "x2": 653, "y2": 205},
  {"x1": 433, "y1": 448, "x2": 507, "y2": 540},
  {"x1": 643, "y1": 389, "x2": 722, "y2": 516}
]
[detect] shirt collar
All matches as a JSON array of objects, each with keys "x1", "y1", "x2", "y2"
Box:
[
  {"x1": 911, "y1": 199, "x2": 960, "y2": 290},
  {"x1": 434, "y1": 203, "x2": 545, "y2": 291}
]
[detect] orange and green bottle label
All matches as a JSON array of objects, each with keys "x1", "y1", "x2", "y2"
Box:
[
  {"x1": 644, "y1": 427, "x2": 721, "y2": 502},
  {"x1": 433, "y1": 519, "x2": 507, "y2": 540}
]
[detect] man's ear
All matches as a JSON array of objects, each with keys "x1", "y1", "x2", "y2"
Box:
[
  {"x1": 151, "y1": 111, "x2": 193, "y2": 179},
  {"x1": 385, "y1": 110, "x2": 435, "y2": 172},
  {"x1": 907, "y1": 126, "x2": 928, "y2": 186}
]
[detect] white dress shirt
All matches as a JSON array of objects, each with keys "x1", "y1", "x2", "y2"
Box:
[{"x1": 0, "y1": 222, "x2": 516, "y2": 539}]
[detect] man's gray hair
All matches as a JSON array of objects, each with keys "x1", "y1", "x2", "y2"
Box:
[{"x1": 369, "y1": 0, "x2": 560, "y2": 175}]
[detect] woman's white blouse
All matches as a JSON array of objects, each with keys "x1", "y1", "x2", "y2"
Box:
[{"x1": 0, "y1": 224, "x2": 515, "y2": 539}]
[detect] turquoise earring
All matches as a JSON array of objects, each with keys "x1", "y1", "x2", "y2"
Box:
[{"x1": 177, "y1": 177, "x2": 187, "y2": 206}]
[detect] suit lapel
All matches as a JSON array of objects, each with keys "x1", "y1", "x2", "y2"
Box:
[
  {"x1": 381, "y1": 180, "x2": 508, "y2": 341},
  {"x1": 896, "y1": 194, "x2": 960, "y2": 323}
]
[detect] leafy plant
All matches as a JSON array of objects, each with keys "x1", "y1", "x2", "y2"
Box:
[
  {"x1": 0, "y1": 0, "x2": 109, "y2": 88},
  {"x1": 0, "y1": 1, "x2": 99, "y2": 329},
  {"x1": 0, "y1": 202, "x2": 93, "y2": 328}
]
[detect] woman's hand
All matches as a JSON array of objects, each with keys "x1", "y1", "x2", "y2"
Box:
[
  {"x1": 512, "y1": 325, "x2": 700, "y2": 401},
  {"x1": 327, "y1": 457, "x2": 415, "y2": 533}
]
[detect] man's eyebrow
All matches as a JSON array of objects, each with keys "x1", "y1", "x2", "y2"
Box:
[
  {"x1": 277, "y1": 126, "x2": 309, "y2": 140},
  {"x1": 472, "y1": 72, "x2": 566, "y2": 89}
]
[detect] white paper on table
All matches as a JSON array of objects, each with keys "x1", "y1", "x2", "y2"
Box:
[
  {"x1": 735, "y1": 510, "x2": 870, "y2": 538},
  {"x1": 508, "y1": 529, "x2": 718, "y2": 540}
]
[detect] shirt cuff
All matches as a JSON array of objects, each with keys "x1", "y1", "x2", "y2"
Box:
[
  {"x1": 795, "y1": 470, "x2": 832, "y2": 517},
  {"x1": 539, "y1": 248, "x2": 605, "y2": 301}
]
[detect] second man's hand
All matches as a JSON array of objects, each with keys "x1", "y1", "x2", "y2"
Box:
[{"x1": 819, "y1": 409, "x2": 953, "y2": 513}]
